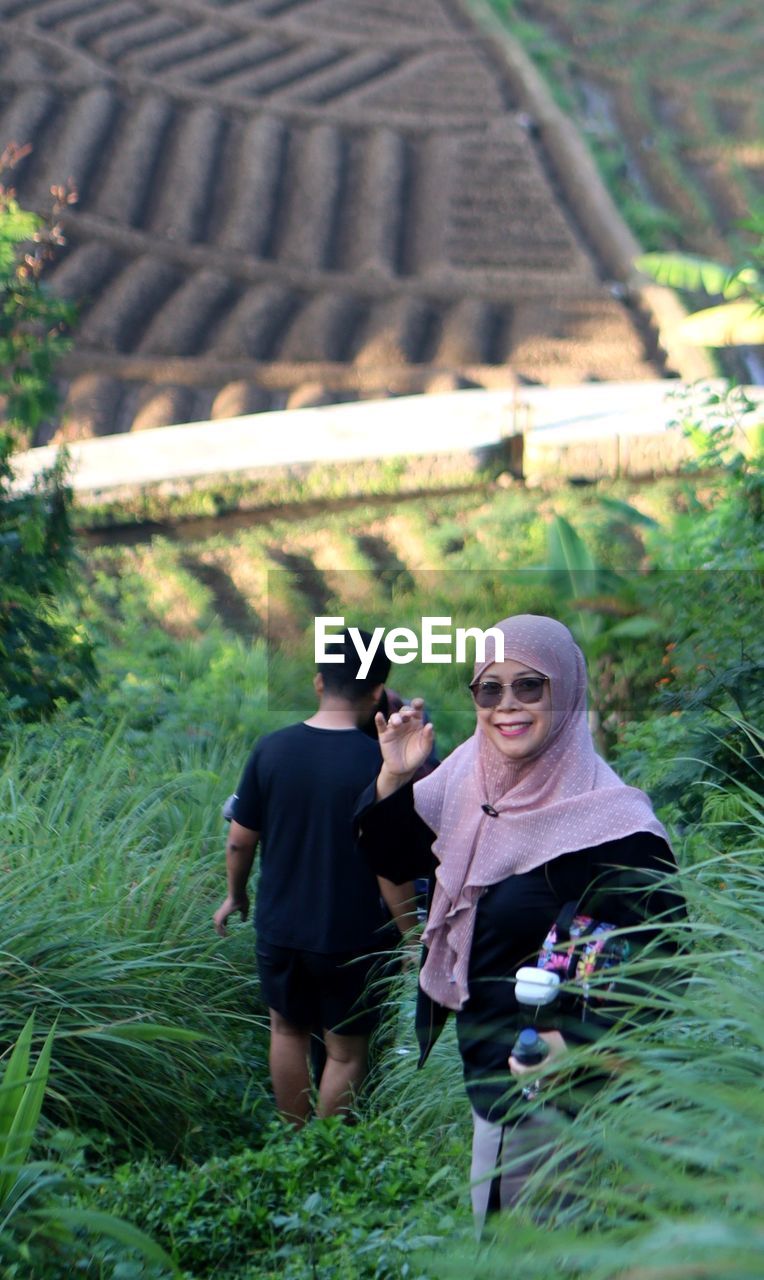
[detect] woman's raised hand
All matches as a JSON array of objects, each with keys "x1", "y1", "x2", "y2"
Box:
[{"x1": 375, "y1": 698, "x2": 434, "y2": 799}]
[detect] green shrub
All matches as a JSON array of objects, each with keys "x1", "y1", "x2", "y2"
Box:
[
  {"x1": 0, "y1": 174, "x2": 75, "y2": 442},
  {"x1": 610, "y1": 385, "x2": 763, "y2": 830},
  {"x1": 0, "y1": 166, "x2": 93, "y2": 725},
  {"x1": 0, "y1": 447, "x2": 96, "y2": 726},
  {"x1": 96, "y1": 1115, "x2": 463, "y2": 1278}
]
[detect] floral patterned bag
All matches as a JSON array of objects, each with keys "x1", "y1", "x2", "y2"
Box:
[{"x1": 536, "y1": 901, "x2": 631, "y2": 1012}]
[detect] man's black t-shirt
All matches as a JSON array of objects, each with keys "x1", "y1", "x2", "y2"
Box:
[{"x1": 232, "y1": 723, "x2": 389, "y2": 954}]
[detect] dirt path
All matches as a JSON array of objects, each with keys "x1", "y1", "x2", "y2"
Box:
[{"x1": 1, "y1": 0, "x2": 675, "y2": 443}]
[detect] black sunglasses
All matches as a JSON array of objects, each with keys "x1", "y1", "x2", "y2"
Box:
[{"x1": 469, "y1": 676, "x2": 549, "y2": 708}]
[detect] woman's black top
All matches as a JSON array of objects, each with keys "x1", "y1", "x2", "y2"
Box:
[{"x1": 355, "y1": 780, "x2": 684, "y2": 1121}]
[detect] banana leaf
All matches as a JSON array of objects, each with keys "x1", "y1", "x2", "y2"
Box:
[
  {"x1": 636, "y1": 252, "x2": 759, "y2": 300},
  {"x1": 678, "y1": 300, "x2": 764, "y2": 348},
  {"x1": 597, "y1": 495, "x2": 659, "y2": 528},
  {"x1": 0, "y1": 1018, "x2": 55, "y2": 1207},
  {"x1": 30, "y1": 1207, "x2": 181, "y2": 1276},
  {"x1": 546, "y1": 515, "x2": 597, "y2": 598}
]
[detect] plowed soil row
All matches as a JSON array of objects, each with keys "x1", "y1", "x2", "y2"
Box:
[
  {"x1": 2, "y1": 0, "x2": 672, "y2": 443},
  {"x1": 85, "y1": 491, "x2": 494, "y2": 643}
]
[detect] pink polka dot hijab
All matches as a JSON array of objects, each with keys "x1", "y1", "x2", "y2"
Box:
[{"x1": 414, "y1": 614, "x2": 670, "y2": 1011}]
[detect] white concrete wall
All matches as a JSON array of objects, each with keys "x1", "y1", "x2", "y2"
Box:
[{"x1": 11, "y1": 381, "x2": 762, "y2": 495}]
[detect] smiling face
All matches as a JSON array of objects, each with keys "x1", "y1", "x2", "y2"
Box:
[{"x1": 473, "y1": 657, "x2": 553, "y2": 761}]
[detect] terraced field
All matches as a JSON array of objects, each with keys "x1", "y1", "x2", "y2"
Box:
[
  {"x1": 516, "y1": 0, "x2": 764, "y2": 257},
  {"x1": 84, "y1": 474, "x2": 689, "y2": 750},
  {"x1": 81, "y1": 486, "x2": 571, "y2": 684},
  {"x1": 0, "y1": 0, "x2": 665, "y2": 444}
]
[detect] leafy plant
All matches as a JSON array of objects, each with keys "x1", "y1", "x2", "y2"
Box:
[
  {"x1": 0, "y1": 1015, "x2": 57, "y2": 1236},
  {"x1": 536, "y1": 513, "x2": 664, "y2": 746},
  {"x1": 617, "y1": 701, "x2": 763, "y2": 847},
  {"x1": 542, "y1": 513, "x2": 660, "y2": 645},
  {"x1": 0, "y1": 146, "x2": 77, "y2": 445},
  {"x1": 636, "y1": 208, "x2": 764, "y2": 347},
  {"x1": 98, "y1": 1114, "x2": 461, "y2": 1278},
  {"x1": 0, "y1": 146, "x2": 94, "y2": 726},
  {"x1": 609, "y1": 377, "x2": 763, "y2": 829},
  {"x1": 0, "y1": 447, "x2": 97, "y2": 725},
  {"x1": 0, "y1": 1016, "x2": 180, "y2": 1277}
]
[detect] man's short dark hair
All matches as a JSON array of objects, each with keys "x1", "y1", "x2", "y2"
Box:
[{"x1": 317, "y1": 629, "x2": 391, "y2": 700}]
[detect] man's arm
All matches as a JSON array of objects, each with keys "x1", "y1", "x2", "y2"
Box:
[
  {"x1": 213, "y1": 819, "x2": 259, "y2": 937},
  {"x1": 378, "y1": 876, "x2": 419, "y2": 938}
]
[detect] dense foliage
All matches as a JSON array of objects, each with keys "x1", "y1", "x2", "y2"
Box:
[
  {"x1": 94, "y1": 1115, "x2": 461, "y2": 1279},
  {"x1": 0, "y1": 446, "x2": 96, "y2": 723},
  {"x1": 0, "y1": 159, "x2": 93, "y2": 724},
  {"x1": 614, "y1": 383, "x2": 763, "y2": 842},
  {"x1": 0, "y1": 159, "x2": 75, "y2": 442}
]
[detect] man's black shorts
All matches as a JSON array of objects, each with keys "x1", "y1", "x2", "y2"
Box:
[{"x1": 257, "y1": 939, "x2": 396, "y2": 1036}]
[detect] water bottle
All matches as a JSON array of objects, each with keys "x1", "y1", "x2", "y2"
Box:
[
  {"x1": 511, "y1": 1026, "x2": 550, "y2": 1067},
  {"x1": 511, "y1": 1027, "x2": 549, "y2": 1101},
  {"x1": 512, "y1": 967, "x2": 558, "y2": 1099}
]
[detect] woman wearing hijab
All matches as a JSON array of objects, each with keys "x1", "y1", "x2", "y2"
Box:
[{"x1": 356, "y1": 614, "x2": 683, "y2": 1224}]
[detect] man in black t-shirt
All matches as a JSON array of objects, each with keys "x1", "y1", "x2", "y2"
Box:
[{"x1": 213, "y1": 631, "x2": 416, "y2": 1125}]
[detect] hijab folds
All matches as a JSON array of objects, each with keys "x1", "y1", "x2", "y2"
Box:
[{"x1": 414, "y1": 614, "x2": 669, "y2": 1010}]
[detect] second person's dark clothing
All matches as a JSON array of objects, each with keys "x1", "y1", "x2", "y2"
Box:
[
  {"x1": 233, "y1": 723, "x2": 390, "y2": 954},
  {"x1": 256, "y1": 937, "x2": 392, "y2": 1035}
]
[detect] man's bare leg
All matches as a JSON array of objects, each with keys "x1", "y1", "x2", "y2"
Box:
[
  {"x1": 317, "y1": 1030, "x2": 369, "y2": 1119},
  {"x1": 269, "y1": 1009, "x2": 312, "y2": 1127}
]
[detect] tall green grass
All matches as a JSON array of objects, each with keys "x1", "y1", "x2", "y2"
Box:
[{"x1": 0, "y1": 645, "x2": 289, "y2": 1152}]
